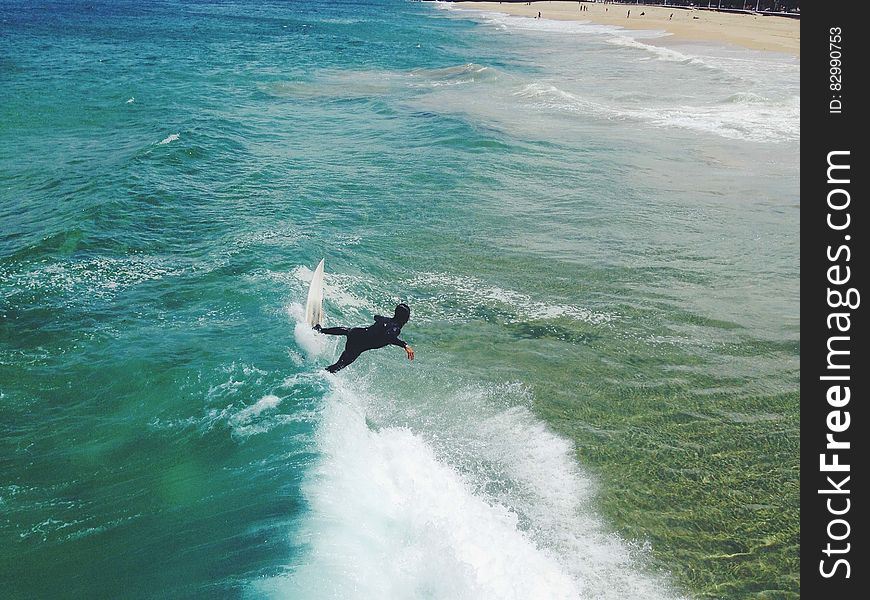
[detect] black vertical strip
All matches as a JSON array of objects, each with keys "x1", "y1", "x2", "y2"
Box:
[{"x1": 802, "y1": 1, "x2": 866, "y2": 597}]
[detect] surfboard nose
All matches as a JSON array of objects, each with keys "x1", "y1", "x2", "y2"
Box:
[{"x1": 305, "y1": 259, "x2": 325, "y2": 327}]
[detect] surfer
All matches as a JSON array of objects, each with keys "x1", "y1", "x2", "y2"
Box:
[{"x1": 314, "y1": 303, "x2": 414, "y2": 373}]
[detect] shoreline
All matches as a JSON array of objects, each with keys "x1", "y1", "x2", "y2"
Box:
[{"x1": 447, "y1": 1, "x2": 800, "y2": 56}]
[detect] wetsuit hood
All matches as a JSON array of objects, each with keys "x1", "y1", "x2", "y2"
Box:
[{"x1": 393, "y1": 303, "x2": 410, "y2": 326}]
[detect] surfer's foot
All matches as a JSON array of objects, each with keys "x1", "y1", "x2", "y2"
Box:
[{"x1": 313, "y1": 324, "x2": 321, "y2": 332}]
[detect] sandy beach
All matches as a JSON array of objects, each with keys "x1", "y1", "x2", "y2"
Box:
[{"x1": 450, "y1": 1, "x2": 800, "y2": 56}]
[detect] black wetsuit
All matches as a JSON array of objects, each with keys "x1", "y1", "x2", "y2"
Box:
[{"x1": 319, "y1": 315, "x2": 408, "y2": 373}]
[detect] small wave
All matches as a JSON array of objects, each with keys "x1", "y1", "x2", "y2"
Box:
[
  {"x1": 316, "y1": 17, "x2": 365, "y2": 26},
  {"x1": 606, "y1": 36, "x2": 713, "y2": 68},
  {"x1": 407, "y1": 271, "x2": 615, "y2": 326},
  {"x1": 637, "y1": 94, "x2": 800, "y2": 142},
  {"x1": 408, "y1": 63, "x2": 499, "y2": 87},
  {"x1": 261, "y1": 78, "x2": 395, "y2": 99},
  {"x1": 512, "y1": 82, "x2": 617, "y2": 119},
  {"x1": 263, "y1": 63, "x2": 501, "y2": 101},
  {"x1": 158, "y1": 133, "x2": 179, "y2": 145},
  {"x1": 511, "y1": 81, "x2": 798, "y2": 142},
  {"x1": 723, "y1": 91, "x2": 770, "y2": 104}
]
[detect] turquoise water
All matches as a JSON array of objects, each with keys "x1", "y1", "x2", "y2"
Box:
[{"x1": 1, "y1": 1, "x2": 799, "y2": 598}]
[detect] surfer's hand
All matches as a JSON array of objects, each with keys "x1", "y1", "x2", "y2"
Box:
[
  {"x1": 405, "y1": 346, "x2": 414, "y2": 361},
  {"x1": 313, "y1": 324, "x2": 321, "y2": 332}
]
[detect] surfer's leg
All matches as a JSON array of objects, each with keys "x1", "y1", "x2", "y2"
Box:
[
  {"x1": 326, "y1": 349, "x2": 362, "y2": 373},
  {"x1": 318, "y1": 326, "x2": 349, "y2": 336},
  {"x1": 324, "y1": 329, "x2": 368, "y2": 372}
]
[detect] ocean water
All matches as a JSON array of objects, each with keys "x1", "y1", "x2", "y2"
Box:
[{"x1": 1, "y1": 1, "x2": 799, "y2": 598}]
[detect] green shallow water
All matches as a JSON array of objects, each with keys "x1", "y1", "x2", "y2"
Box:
[{"x1": 1, "y1": 1, "x2": 799, "y2": 598}]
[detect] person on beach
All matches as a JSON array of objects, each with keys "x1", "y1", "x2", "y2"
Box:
[{"x1": 314, "y1": 303, "x2": 414, "y2": 373}]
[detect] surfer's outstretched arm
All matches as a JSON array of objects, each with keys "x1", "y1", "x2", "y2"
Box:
[
  {"x1": 316, "y1": 326, "x2": 349, "y2": 336},
  {"x1": 389, "y1": 338, "x2": 414, "y2": 360}
]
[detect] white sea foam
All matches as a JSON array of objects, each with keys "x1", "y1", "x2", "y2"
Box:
[
  {"x1": 0, "y1": 255, "x2": 185, "y2": 305},
  {"x1": 64, "y1": 514, "x2": 142, "y2": 542},
  {"x1": 158, "y1": 133, "x2": 179, "y2": 145},
  {"x1": 150, "y1": 405, "x2": 317, "y2": 440},
  {"x1": 634, "y1": 93, "x2": 800, "y2": 142},
  {"x1": 280, "y1": 264, "x2": 614, "y2": 331},
  {"x1": 229, "y1": 393, "x2": 304, "y2": 438},
  {"x1": 510, "y1": 79, "x2": 798, "y2": 142},
  {"x1": 286, "y1": 277, "x2": 332, "y2": 359},
  {"x1": 255, "y1": 378, "x2": 683, "y2": 600},
  {"x1": 152, "y1": 368, "x2": 321, "y2": 440},
  {"x1": 293, "y1": 316, "x2": 330, "y2": 359},
  {"x1": 230, "y1": 394, "x2": 281, "y2": 424},
  {"x1": 258, "y1": 382, "x2": 583, "y2": 599},
  {"x1": 408, "y1": 271, "x2": 615, "y2": 325}
]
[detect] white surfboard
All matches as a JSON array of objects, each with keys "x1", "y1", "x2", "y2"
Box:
[{"x1": 305, "y1": 259, "x2": 325, "y2": 327}]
